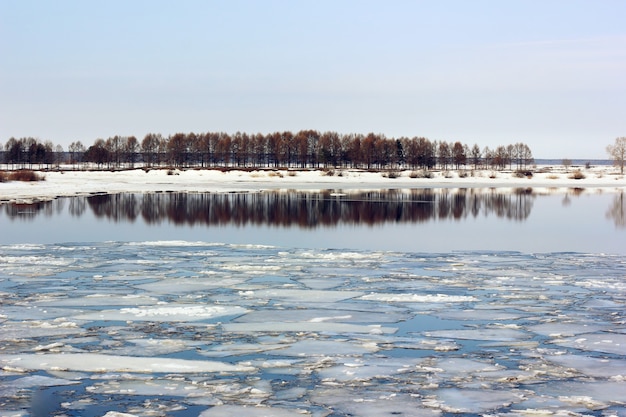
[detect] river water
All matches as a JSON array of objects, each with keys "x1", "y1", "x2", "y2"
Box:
[{"x1": 0, "y1": 189, "x2": 625, "y2": 416}]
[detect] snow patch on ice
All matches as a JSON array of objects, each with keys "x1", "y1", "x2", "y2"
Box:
[
  {"x1": 0, "y1": 353, "x2": 255, "y2": 373},
  {"x1": 199, "y1": 405, "x2": 308, "y2": 417},
  {"x1": 425, "y1": 388, "x2": 526, "y2": 413},
  {"x1": 75, "y1": 304, "x2": 248, "y2": 322},
  {"x1": 360, "y1": 293, "x2": 477, "y2": 302}
]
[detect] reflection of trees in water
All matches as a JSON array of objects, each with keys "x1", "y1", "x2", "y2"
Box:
[
  {"x1": 0, "y1": 189, "x2": 537, "y2": 225},
  {"x1": 1, "y1": 199, "x2": 64, "y2": 220},
  {"x1": 79, "y1": 189, "x2": 535, "y2": 227},
  {"x1": 606, "y1": 192, "x2": 625, "y2": 229},
  {"x1": 88, "y1": 193, "x2": 140, "y2": 223},
  {"x1": 68, "y1": 196, "x2": 86, "y2": 217}
]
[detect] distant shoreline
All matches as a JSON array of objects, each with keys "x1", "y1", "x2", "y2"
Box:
[{"x1": 1, "y1": 164, "x2": 624, "y2": 205}]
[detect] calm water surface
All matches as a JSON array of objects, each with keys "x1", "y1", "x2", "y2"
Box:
[{"x1": 1, "y1": 188, "x2": 624, "y2": 254}]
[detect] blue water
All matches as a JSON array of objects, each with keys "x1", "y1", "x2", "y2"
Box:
[{"x1": 0, "y1": 189, "x2": 625, "y2": 416}]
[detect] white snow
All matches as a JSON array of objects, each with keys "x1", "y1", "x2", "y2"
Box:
[
  {"x1": 0, "y1": 353, "x2": 255, "y2": 373},
  {"x1": 360, "y1": 293, "x2": 477, "y2": 303},
  {"x1": 222, "y1": 321, "x2": 397, "y2": 334},
  {"x1": 199, "y1": 404, "x2": 310, "y2": 417},
  {"x1": 309, "y1": 387, "x2": 441, "y2": 417},
  {"x1": 545, "y1": 354, "x2": 626, "y2": 379},
  {"x1": 424, "y1": 328, "x2": 530, "y2": 341},
  {"x1": 552, "y1": 333, "x2": 626, "y2": 355},
  {"x1": 74, "y1": 304, "x2": 248, "y2": 322},
  {"x1": 238, "y1": 288, "x2": 364, "y2": 303},
  {"x1": 1, "y1": 166, "x2": 624, "y2": 203},
  {"x1": 425, "y1": 388, "x2": 526, "y2": 413}
]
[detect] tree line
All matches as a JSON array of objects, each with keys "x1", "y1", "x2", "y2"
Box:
[{"x1": 1, "y1": 131, "x2": 534, "y2": 171}]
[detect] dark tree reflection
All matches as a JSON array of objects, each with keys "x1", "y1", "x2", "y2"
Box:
[
  {"x1": 1, "y1": 199, "x2": 59, "y2": 220},
  {"x1": 606, "y1": 191, "x2": 625, "y2": 229},
  {"x1": 1, "y1": 189, "x2": 538, "y2": 226},
  {"x1": 87, "y1": 193, "x2": 140, "y2": 223},
  {"x1": 74, "y1": 189, "x2": 535, "y2": 227}
]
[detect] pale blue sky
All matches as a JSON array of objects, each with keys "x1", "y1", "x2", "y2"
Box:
[{"x1": 1, "y1": 0, "x2": 625, "y2": 158}]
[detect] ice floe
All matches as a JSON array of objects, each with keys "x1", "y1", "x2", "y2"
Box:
[
  {"x1": 199, "y1": 404, "x2": 310, "y2": 417},
  {"x1": 551, "y1": 332, "x2": 626, "y2": 355},
  {"x1": 74, "y1": 304, "x2": 249, "y2": 322},
  {"x1": 360, "y1": 293, "x2": 477, "y2": 303},
  {"x1": 0, "y1": 242, "x2": 625, "y2": 416},
  {"x1": 0, "y1": 353, "x2": 255, "y2": 373}
]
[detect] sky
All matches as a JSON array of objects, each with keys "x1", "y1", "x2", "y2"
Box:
[{"x1": 1, "y1": 0, "x2": 625, "y2": 159}]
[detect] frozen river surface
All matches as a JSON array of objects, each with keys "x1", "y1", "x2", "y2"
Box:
[{"x1": 1, "y1": 241, "x2": 625, "y2": 416}]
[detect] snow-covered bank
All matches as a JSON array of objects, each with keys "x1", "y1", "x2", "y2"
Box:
[{"x1": 1, "y1": 166, "x2": 625, "y2": 203}]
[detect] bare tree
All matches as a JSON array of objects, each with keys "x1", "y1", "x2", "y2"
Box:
[
  {"x1": 521, "y1": 144, "x2": 534, "y2": 169},
  {"x1": 482, "y1": 146, "x2": 493, "y2": 169},
  {"x1": 470, "y1": 144, "x2": 481, "y2": 169},
  {"x1": 438, "y1": 141, "x2": 451, "y2": 170},
  {"x1": 318, "y1": 131, "x2": 336, "y2": 168},
  {"x1": 4, "y1": 137, "x2": 21, "y2": 168},
  {"x1": 125, "y1": 136, "x2": 139, "y2": 168},
  {"x1": 417, "y1": 137, "x2": 435, "y2": 169},
  {"x1": 54, "y1": 144, "x2": 65, "y2": 167},
  {"x1": 493, "y1": 146, "x2": 509, "y2": 170},
  {"x1": 362, "y1": 133, "x2": 379, "y2": 169},
  {"x1": 167, "y1": 133, "x2": 189, "y2": 167},
  {"x1": 506, "y1": 144, "x2": 515, "y2": 170},
  {"x1": 562, "y1": 158, "x2": 572, "y2": 173},
  {"x1": 607, "y1": 137, "x2": 626, "y2": 174},
  {"x1": 84, "y1": 138, "x2": 110, "y2": 168},
  {"x1": 69, "y1": 141, "x2": 85, "y2": 168},
  {"x1": 452, "y1": 141, "x2": 466, "y2": 169},
  {"x1": 105, "y1": 135, "x2": 126, "y2": 168},
  {"x1": 18, "y1": 130, "x2": 534, "y2": 173},
  {"x1": 141, "y1": 133, "x2": 161, "y2": 167}
]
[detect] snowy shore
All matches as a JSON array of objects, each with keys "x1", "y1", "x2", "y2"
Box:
[{"x1": 1, "y1": 165, "x2": 625, "y2": 203}]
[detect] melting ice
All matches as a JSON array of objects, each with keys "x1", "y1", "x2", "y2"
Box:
[{"x1": 0, "y1": 242, "x2": 625, "y2": 416}]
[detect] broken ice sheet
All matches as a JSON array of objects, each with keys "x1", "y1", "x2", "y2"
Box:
[
  {"x1": 527, "y1": 322, "x2": 609, "y2": 337},
  {"x1": 0, "y1": 320, "x2": 84, "y2": 342},
  {"x1": 544, "y1": 354, "x2": 626, "y2": 379},
  {"x1": 136, "y1": 277, "x2": 248, "y2": 294},
  {"x1": 360, "y1": 293, "x2": 477, "y2": 303},
  {"x1": 515, "y1": 381, "x2": 626, "y2": 411},
  {"x1": 2, "y1": 242, "x2": 626, "y2": 416},
  {"x1": 119, "y1": 338, "x2": 204, "y2": 356},
  {"x1": 376, "y1": 335, "x2": 460, "y2": 351},
  {"x1": 74, "y1": 304, "x2": 248, "y2": 322},
  {"x1": 35, "y1": 293, "x2": 160, "y2": 307},
  {"x1": 317, "y1": 356, "x2": 426, "y2": 382},
  {"x1": 238, "y1": 288, "x2": 364, "y2": 304},
  {"x1": 433, "y1": 308, "x2": 526, "y2": 321},
  {"x1": 232, "y1": 308, "x2": 407, "y2": 324},
  {"x1": 0, "y1": 305, "x2": 86, "y2": 321},
  {"x1": 0, "y1": 375, "x2": 80, "y2": 397},
  {"x1": 86, "y1": 378, "x2": 219, "y2": 399},
  {"x1": 424, "y1": 327, "x2": 530, "y2": 341},
  {"x1": 265, "y1": 339, "x2": 379, "y2": 357},
  {"x1": 199, "y1": 404, "x2": 310, "y2": 417},
  {"x1": 222, "y1": 321, "x2": 397, "y2": 334},
  {"x1": 551, "y1": 332, "x2": 626, "y2": 355},
  {"x1": 0, "y1": 353, "x2": 255, "y2": 373},
  {"x1": 424, "y1": 388, "x2": 527, "y2": 413},
  {"x1": 430, "y1": 357, "x2": 505, "y2": 377},
  {"x1": 198, "y1": 342, "x2": 288, "y2": 358},
  {"x1": 310, "y1": 387, "x2": 440, "y2": 417}
]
